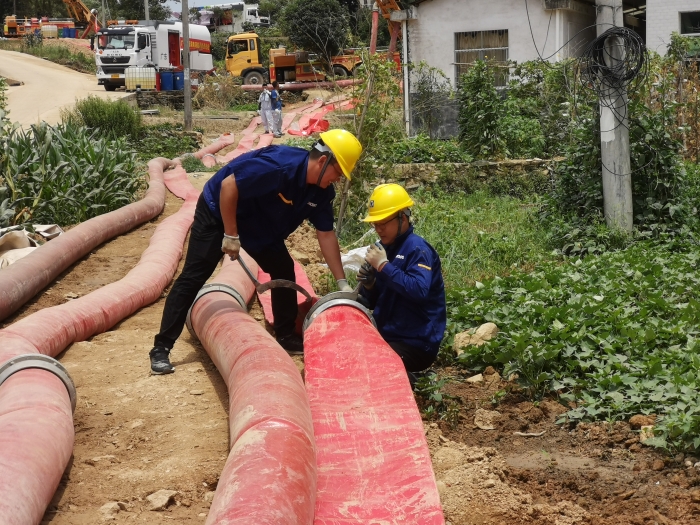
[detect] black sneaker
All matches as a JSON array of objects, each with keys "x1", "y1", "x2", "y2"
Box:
[
  {"x1": 276, "y1": 333, "x2": 304, "y2": 355},
  {"x1": 149, "y1": 346, "x2": 175, "y2": 375}
]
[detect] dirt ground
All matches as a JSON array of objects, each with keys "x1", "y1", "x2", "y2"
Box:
[{"x1": 4, "y1": 89, "x2": 700, "y2": 525}]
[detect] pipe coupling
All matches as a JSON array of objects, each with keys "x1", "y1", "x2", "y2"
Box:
[
  {"x1": 0, "y1": 354, "x2": 77, "y2": 413},
  {"x1": 186, "y1": 282, "x2": 247, "y2": 339},
  {"x1": 302, "y1": 291, "x2": 376, "y2": 333}
]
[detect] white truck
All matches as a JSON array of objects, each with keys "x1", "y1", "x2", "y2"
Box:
[
  {"x1": 95, "y1": 20, "x2": 213, "y2": 91},
  {"x1": 193, "y1": 3, "x2": 270, "y2": 33}
]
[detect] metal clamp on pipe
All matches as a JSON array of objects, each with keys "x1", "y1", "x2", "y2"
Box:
[
  {"x1": 0, "y1": 354, "x2": 77, "y2": 413},
  {"x1": 186, "y1": 283, "x2": 247, "y2": 339},
  {"x1": 302, "y1": 291, "x2": 376, "y2": 333}
]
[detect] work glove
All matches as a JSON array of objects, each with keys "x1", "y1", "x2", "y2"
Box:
[
  {"x1": 336, "y1": 278, "x2": 353, "y2": 292},
  {"x1": 221, "y1": 234, "x2": 240, "y2": 260},
  {"x1": 365, "y1": 243, "x2": 388, "y2": 271},
  {"x1": 357, "y1": 261, "x2": 376, "y2": 289}
]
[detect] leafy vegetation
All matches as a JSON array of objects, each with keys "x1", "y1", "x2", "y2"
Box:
[
  {"x1": 131, "y1": 123, "x2": 200, "y2": 161},
  {"x1": 448, "y1": 239, "x2": 700, "y2": 452},
  {"x1": 61, "y1": 96, "x2": 142, "y2": 140},
  {"x1": 0, "y1": 122, "x2": 143, "y2": 227},
  {"x1": 278, "y1": 0, "x2": 348, "y2": 59}
]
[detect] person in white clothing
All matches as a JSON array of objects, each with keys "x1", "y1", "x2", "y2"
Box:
[{"x1": 258, "y1": 86, "x2": 273, "y2": 134}]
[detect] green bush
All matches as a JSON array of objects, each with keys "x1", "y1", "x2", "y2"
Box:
[
  {"x1": 0, "y1": 76, "x2": 7, "y2": 113},
  {"x1": 62, "y1": 96, "x2": 142, "y2": 140},
  {"x1": 0, "y1": 122, "x2": 143, "y2": 227},
  {"x1": 457, "y1": 60, "x2": 505, "y2": 158}
]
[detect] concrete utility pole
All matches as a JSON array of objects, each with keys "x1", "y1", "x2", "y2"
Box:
[
  {"x1": 595, "y1": 0, "x2": 633, "y2": 231},
  {"x1": 144, "y1": 0, "x2": 149, "y2": 21},
  {"x1": 182, "y1": 0, "x2": 192, "y2": 131},
  {"x1": 101, "y1": 0, "x2": 105, "y2": 26}
]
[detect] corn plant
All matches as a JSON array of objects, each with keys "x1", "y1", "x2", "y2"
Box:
[{"x1": 0, "y1": 122, "x2": 144, "y2": 228}]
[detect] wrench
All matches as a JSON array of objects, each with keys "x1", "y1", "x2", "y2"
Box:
[{"x1": 234, "y1": 254, "x2": 314, "y2": 304}]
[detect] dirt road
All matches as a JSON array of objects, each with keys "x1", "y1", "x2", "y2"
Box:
[{"x1": 0, "y1": 49, "x2": 126, "y2": 127}]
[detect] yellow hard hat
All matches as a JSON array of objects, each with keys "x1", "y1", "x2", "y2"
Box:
[
  {"x1": 319, "y1": 129, "x2": 362, "y2": 180},
  {"x1": 362, "y1": 184, "x2": 414, "y2": 222}
]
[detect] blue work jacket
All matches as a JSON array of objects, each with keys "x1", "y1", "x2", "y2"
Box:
[
  {"x1": 359, "y1": 225, "x2": 447, "y2": 355},
  {"x1": 202, "y1": 146, "x2": 335, "y2": 251}
]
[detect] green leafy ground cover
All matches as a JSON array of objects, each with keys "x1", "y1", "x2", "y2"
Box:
[{"x1": 449, "y1": 239, "x2": 700, "y2": 452}]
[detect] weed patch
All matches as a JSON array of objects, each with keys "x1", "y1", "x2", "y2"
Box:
[{"x1": 448, "y1": 240, "x2": 700, "y2": 453}]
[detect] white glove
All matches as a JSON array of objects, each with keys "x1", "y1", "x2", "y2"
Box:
[
  {"x1": 221, "y1": 234, "x2": 240, "y2": 260},
  {"x1": 336, "y1": 278, "x2": 352, "y2": 292},
  {"x1": 365, "y1": 243, "x2": 388, "y2": 271}
]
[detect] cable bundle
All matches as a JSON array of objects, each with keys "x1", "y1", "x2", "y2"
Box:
[{"x1": 580, "y1": 26, "x2": 647, "y2": 98}]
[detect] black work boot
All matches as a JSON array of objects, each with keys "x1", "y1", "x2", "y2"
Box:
[
  {"x1": 276, "y1": 333, "x2": 304, "y2": 355},
  {"x1": 149, "y1": 346, "x2": 175, "y2": 375}
]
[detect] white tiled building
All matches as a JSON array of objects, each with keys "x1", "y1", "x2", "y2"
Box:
[{"x1": 647, "y1": 1, "x2": 700, "y2": 54}]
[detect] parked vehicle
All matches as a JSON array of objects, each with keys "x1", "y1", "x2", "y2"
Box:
[
  {"x1": 225, "y1": 32, "x2": 400, "y2": 85},
  {"x1": 94, "y1": 21, "x2": 213, "y2": 91}
]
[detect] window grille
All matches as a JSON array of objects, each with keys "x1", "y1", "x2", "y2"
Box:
[{"x1": 454, "y1": 30, "x2": 509, "y2": 86}]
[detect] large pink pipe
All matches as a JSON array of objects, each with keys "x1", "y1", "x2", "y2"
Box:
[
  {"x1": 303, "y1": 299, "x2": 445, "y2": 524},
  {"x1": 0, "y1": 160, "x2": 168, "y2": 322},
  {"x1": 0, "y1": 159, "x2": 200, "y2": 525},
  {"x1": 188, "y1": 256, "x2": 317, "y2": 525},
  {"x1": 241, "y1": 79, "x2": 360, "y2": 91}
]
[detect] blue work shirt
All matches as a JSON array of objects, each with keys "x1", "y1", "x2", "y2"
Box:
[
  {"x1": 202, "y1": 146, "x2": 335, "y2": 251},
  {"x1": 359, "y1": 225, "x2": 447, "y2": 355},
  {"x1": 271, "y1": 89, "x2": 282, "y2": 111}
]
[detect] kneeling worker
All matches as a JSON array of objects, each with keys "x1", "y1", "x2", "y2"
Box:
[
  {"x1": 357, "y1": 184, "x2": 447, "y2": 385},
  {"x1": 149, "y1": 129, "x2": 362, "y2": 374}
]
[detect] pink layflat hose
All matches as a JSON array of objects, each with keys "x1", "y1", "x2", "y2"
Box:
[
  {"x1": 0, "y1": 159, "x2": 168, "y2": 322},
  {"x1": 187, "y1": 256, "x2": 317, "y2": 525},
  {"x1": 302, "y1": 294, "x2": 445, "y2": 525},
  {"x1": 0, "y1": 159, "x2": 201, "y2": 525}
]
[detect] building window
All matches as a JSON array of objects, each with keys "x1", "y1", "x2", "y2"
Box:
[
  {"x1": 680, "y1": 12, "x2": 700, "y2": 35},
  {"x1": 454, "y1": 30, "x2": 509, "y2": 86}
]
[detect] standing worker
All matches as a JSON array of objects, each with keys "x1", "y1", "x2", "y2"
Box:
[
  {"x1": 270, "y1": 81, "x2": 283, "y2": 138},
  {"x1": 149, "y1": 129, "x2": 362, "y2": 374},
  {"x1": 357, "y1": 184, "x2": 446, "y2": 386},
  {"x1": 258, "y1": 84, "x2": 273, "y2": 134}
]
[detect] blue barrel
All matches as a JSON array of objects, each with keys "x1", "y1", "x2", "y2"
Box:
[
  {"x1": 173, "y1": 71, "x2": 184, "y2": 90},
  {"x1": 70, "y1": 28, "x2": 76, "y2": 38},
  {"x1": 160, "y1": 71, "x2": 174, "y2": 91}
]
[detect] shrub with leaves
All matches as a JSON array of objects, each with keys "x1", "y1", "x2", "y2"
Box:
[
  {"x1": 457, "y1": 60, "x2": 505, "y2": 158},
  {"x1": 61, "y1": 96, "x2": 142, "y2": 140},
  {"x1": 0, "y1": 122, "x2": 143, "y2": 227},
  {"x1": 448, "y1": 239, "x2": 700, "y2": 452},
  {"x1": 0, "y1": 76, "x2": 7, "y2": 113}
]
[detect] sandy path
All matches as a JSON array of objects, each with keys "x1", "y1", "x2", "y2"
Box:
[{"x1": 0, "y1": 49, "x2": 127, "y2": 127}]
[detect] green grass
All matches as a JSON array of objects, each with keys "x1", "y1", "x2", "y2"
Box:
[
  {"x1": 410, "y1": 189, "x2": 554, "y2": 287},
  {"x1": 230, "y1": 102, "x2": 258, "y2": 112}
]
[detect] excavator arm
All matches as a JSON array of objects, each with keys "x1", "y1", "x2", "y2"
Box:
[
  {"x1": 375, "y1": 0, "x2": 402, "y2": 53},
  {"x1": 62, "y1": 0, "x2": 101, "y2": 38}
]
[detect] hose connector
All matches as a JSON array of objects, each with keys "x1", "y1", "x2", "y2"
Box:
[
  {"x1": 302, "y1": 291, "x2": 376, "y2": 333},
  {"x1": 186, "y1": 283, "x2": 247, "y2": 339},
  {"x1": 0, "y1": 354, "x2": 77, "y2": 413}
]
